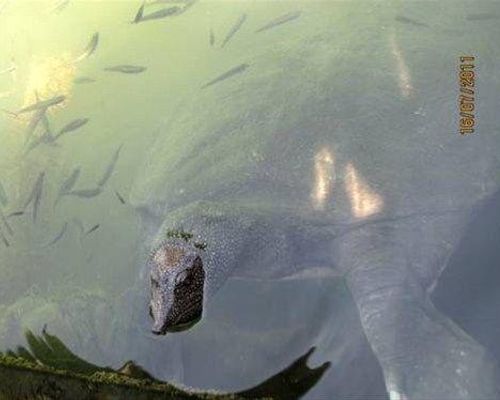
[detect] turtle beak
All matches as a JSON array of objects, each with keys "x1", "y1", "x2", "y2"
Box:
[
  {"x1": 150, "y1": 282, "x2": 175, "y2": 335},
  {"x1": 150, "y1": 300, "x2": 202, "y2": 334},
  {"x1": 151, "y1": 322, "x2": 166, "y2": 335},
  {"x1": 151, "y1": 310, "x2": 168, "y2": 335}
]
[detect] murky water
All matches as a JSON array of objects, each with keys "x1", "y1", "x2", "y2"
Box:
[{"x1": 1, "y1": 1, "x2": 500, "y2": 399}]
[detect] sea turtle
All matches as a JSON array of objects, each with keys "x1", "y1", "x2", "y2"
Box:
[{"x1": 130, "y1": 2, "x2": 500, "y2": 399}]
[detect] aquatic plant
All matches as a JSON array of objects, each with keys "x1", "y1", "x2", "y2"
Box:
[
  {"x1": 0, "y1": 328, "x2": 330, "y2": 400},
  {"x1": 166, "y1": 229, "x2": 207, "y2": 250}
]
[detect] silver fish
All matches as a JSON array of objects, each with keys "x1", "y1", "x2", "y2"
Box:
[
  {"x1": 43, "y1": 222, "x2": 68, "y2": 247},
  {"x1": 74, "y1": 76, "x2": 96, "y2": 84},
  {"x1": 202, "y1": 63, "x2": 249, "y2": 89},
  {"x1": 24, "y1": 108, "x2": 48, "y2": 147},
  {"x1": 23, "y1": 172, "x2": 45, "y2": 212},
  {"x1": 255, "y1": 11, "x2": 302, "y2": 33},
  {"x1": 60, "y1": 167, "x2": 81, "y2": 195},
  {"x1": 0, "y1": 181, "x2": 7, "y2": 206},
  {"x1": 115, "y1": 190, "x2": 126, "y2": 204},
  {"x1": 41, "y1": 112, "x2": 52, "y2": 135},
  {"x1": 0, "y1": 208, "x2": 13, "y2": 236},
  {"x1": 104, "y1": 65, "x2": 147, "y2": 74},
  {"x1": 85, "y1": 224, "x2": 100, "y2": 236},
  {"x1": 74, "y1": 32, "x2": 99, "y2": 63},
  {"x1": 395, "y1": 15, "x2": 429, "y2": 27},
  {"x1": 97, "y1": 145, "x2": 123, "y2": 187},
  {"x1": 0, "y1": 64, "x2": 15, "y2": 75},
  {"x1": 67, "y1": 187, "x2": 102, "y2": 198},
  {"x1": 0, "y1": 229, "x2": 9, "y2": 247},
  {"x1": 23, "y1": 92, "x2": 54, "y2": 146},
  {"x1": 50, "y1": 0, "x2": 70, "y2": 14},
  {"x1": 133, "y1": 2, "x2": 145, "y2": 23},
  {"x1": 32, "y1": 173, "x2": 45, "y2": 223},
  {"x1": 139, "y1": 6, "x2": 180, "y2": 22},
  {"x1": 7, "y1": 211, "x2": 24, "y2": 218},
  {"x1": 18, "y1": 95, "x2": 65, "y2": 114},
  {"x1": 55, "y1": 118, "x2": 89, "y2": 139},
  {"x1": 221, "y1": 14, "x2": 247, "y2": 48},
  {"x1": 25, "y1": 112, "x2": 56, "y2": 154},
  {"x1": 24, "y1": 131, "x2": 58, "y2": 155},
  {"x1": 54, "y1": 167, "x2": 81, "y2": 208},
  {"x1": 0, "y1": 0, "x2": 9, "y2": 16}
]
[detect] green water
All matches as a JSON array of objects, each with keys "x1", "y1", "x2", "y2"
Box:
[
  {"x1": 0, "y1": 2, "x2": 364, "y2": 393},
  {"x1": 1, "y1": 1, "x2": 500, "y2": 398}
]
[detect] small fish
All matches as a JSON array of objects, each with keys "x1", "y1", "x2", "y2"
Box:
[
  {"x1": 202, "y1": 63, "x2": 249, "y2": 89},
  {"x1": 255, "y1": 11, "x2": 301, "y2": 33},
  {"x1": 74, "y1": 32, "x2": 99, "y2": 63},
  {"x1": 395, "y1": 15, "x2": 429, "y2": 27},
  {"x1": 54, "y1": 167, "x2": 81, "y2": 208},
  {"x1": 74, "y1": 76, "x2": 96, "y2": 84},
  {"x1": 41, "y1": 112, "x2": 53, "y2": 136},
  {"x1": 0, "y1": 181, "x2": 7, "y2": 206},
  {"x1": 23, "y1": 172, "x2": 45, "y2": 211},
  {"x1": 209, "y1": 28, "x2": 215, "y2": 46},
  {"x1": 24, "y1": 108, "x2": 48, "y2": 146},
  {"x1": 0, "y1": 0, "x2": 9, "y2": 16},
  {"x1": 0, "y1": 229, "x2": 9, "y2": 247},
  {"x1": 32, "y1": 173, "x2": 45, "y2": 223},
  {"x1": 172, "y1": 0, "x2": 195, "y2": 15},
  {"x1": 0, "y1": 208, "x2": 13, "y2": 236},
  {"x1": 221, "y1": 14, "x2": 247, "y2": 48},
  {"x1": 139, "y1": 6, "x2": 180, "y2": 22},
  {"x1": 7, "y1": 211, "x2": 24, "y2": 218},
  {"x1": 97, "y1": 145, "x2": 123, "y2": 187},
  {"x1": 49, "y1": 0, "x2": 70, "y2": 14},
  {"x1": 24, "y1": 131, "x2": 57, "y2": 155},
  {"x1": 25, "y1": 114, "x2": 55, "y2": 153},
  {"x1": 133, "y1": 2, "x2": 145, "y2": 23},
  {"x1": 43, "y1": 222, "x2": 68, "y2": 247},
  {"x1": 60, "y1": 167, "x2": 81, "y2": 195},
  {"x1": 85, "y1": 224, "x2": 100, "y2": 236},
  {"x1": 104, "y1": 65, "x2": 147, "y2": 74},
  {"x1": 67, "y1": 187, "x2": 102, "y2": 198},
  {"x1": 0, "y1": 65, "x2": 15, "y2": 75},
  {"x1": 465, "y1": 13, "x2": 500, "y2": 21},
  {"x1": 55, "y1": 118, "x2": 89, "y2": 139},
  {"x1": 0, "y1": 108, "x2": 18, "y2": 118},
  {"x1": 115, "y1": 190, "x2": 126, "y2": 204},
  {"x1": 18, "y1": 95, "x2": 65, "y2": 114}
]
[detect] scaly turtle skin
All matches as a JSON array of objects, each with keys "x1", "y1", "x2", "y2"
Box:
[{"x1": 130, "y1": 2, "x2": 500, "y2": 399}]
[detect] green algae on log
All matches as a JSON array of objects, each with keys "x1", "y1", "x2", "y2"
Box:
[
  {"x1": 0, "y1": 329, "x2": 329, "y2": 400},
  {"x1": 0, "y1": 356, "x2": 241, "y2": 400}
]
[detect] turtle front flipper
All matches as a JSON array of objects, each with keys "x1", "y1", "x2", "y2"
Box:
[{"x1": 336, "y1": 212, "x2": 500, "y2": 399}]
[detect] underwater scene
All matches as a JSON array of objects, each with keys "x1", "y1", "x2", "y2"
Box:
[{"x1": 1, "y1": 0, "x2": 500, "y2": 399}]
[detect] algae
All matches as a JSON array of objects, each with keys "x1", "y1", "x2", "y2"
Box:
[{"x1": 0, "y1": 329, "x2": 329, "y2": 400}]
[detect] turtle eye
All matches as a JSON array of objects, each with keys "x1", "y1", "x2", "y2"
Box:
[{"x1": 175, "y1": 270, "x2": 189, "y2": 285}]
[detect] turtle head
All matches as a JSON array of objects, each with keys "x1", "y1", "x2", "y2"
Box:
[{"x1": 148, "y1": 236, "x2": 205, "y2": 335}]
